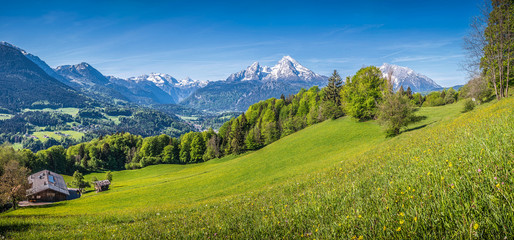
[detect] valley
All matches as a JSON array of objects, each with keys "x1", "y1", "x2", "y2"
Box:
[
  {"x1": 1, "y1": 95, "x2": 511, "y2": 239},
  {"x1": 0, "y1": 1, "x2": 512, "y2": 238}
]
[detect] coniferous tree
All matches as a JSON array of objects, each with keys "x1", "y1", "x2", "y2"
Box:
[
  {"x1": 406, "y1": 87, "x2": 413, "y2": 99},
  {"x1": 398, "y1": 86, "x2": 405, "y2": 96},
  {"x1": 324, "y1": 70, "x2": 343, "y2": 106}
]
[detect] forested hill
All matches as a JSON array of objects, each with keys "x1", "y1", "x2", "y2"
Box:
[
  {"x1": 16, "y1": 85, "x2": 337, "y2": 175},
  {"x1": 0, "y1": 44, "x2": 89, "y2": 112}
]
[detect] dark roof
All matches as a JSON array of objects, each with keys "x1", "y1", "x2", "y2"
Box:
[
  {"x1": 94, "y1": 180, "x2": 111, "y2": 187},
  {"x1": 26, "y1": 170, "x2": 69, "y2": 196}
]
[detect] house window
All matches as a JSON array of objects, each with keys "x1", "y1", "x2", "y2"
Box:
[{"x1": 49, "y1": 175, "x2": 55, "y2": 184}]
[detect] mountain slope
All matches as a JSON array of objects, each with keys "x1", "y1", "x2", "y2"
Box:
[
  {"x1": 0, "y1": 44, "x2": 88, "y2": 111},
  {"x1": 0, "y1": 41, "x2": 69, "y2": 84},
  {"x1": 379, "y1": 63, "x2": 442, "y2": 92},
  {"x1": 3, "y1": 98, "x2": 512, "y2": 238},
  {"x1": 182, "y1": 56, "x2": 327, "y2": 111},
  {"x1": 54, "y1": 63, "x2": 131, "y2": 103}
]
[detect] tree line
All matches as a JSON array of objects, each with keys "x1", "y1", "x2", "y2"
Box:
[{"x1": 464, "y1": 0, "x2": 513, "y2": 101}]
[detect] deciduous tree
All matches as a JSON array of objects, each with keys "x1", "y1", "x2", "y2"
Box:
[{"x1": 0, "y1": 160, "x2": 29, "y2": 209}]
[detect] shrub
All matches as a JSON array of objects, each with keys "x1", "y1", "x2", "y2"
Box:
[{"x1": 462, "y1": 99, "x2": 475, "y2": 112}]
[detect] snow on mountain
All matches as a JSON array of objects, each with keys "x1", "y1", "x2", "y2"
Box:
[
  {"x1": 265, "y1": 55, "x2": 324, "y2": 82},
  {"x1": 177, "y1": 77, "x2": 208, "y2": 88},
  {"x1": 128, "y1": 73, "x2": 179, "y2": 86},
  {"x1": 55, "y1": 62, "x2": 109, "y2": 86},
  {"x1": 117, "y1": 74, "x2": 207, "y2": 103},
  {"x1": 379, "y1": 63, "x2": 442, "y2": 92},
  {"x1": 227, "y1": 61, "x2": 270, "y2": 81},
  {"x1": 227, "y1": 56, "x2": 327, "y2": 83}
]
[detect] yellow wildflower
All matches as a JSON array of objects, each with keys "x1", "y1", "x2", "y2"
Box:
[
  {"x1": 474, "y1": 223, "x2": 479, "y2": 230},
  {"x1": 396, "y1": 227, "x2": 401, "y2": 232}
]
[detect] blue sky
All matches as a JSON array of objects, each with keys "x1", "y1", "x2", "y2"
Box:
[{"x1": 0, "y1": 0, "x2": 481, "y2": 86}]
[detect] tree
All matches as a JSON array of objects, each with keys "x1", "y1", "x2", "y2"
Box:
[
  {"x1": 341, "y1": 66, "x2": 387, "y2": 120},
  {"x1": 377, "y1": 92, "x2": 415, "y2": 136},
  {"x1": 324, "y1": 70, "x2": 343, "y2": 106},
  {"x1": 467, "y1": 75, "x2": 492, "y2": 102},
  {"x1": 190, "y1": 134, "x2": 206, "y2": 162},
  {"x1": 444, "y1": 88, "x2": 458, "y2": 104},
  {"x1": 464, "y1": 0, "x2": 513, "y2": 100},
  {"x1": 406, "y1": 87, "x2": 413, "y2": 99},
  {"x1": 482, "y1": 0, "x2": 513, "y2": 99},
  {"x1": 91, "y1": 176, "x2": 98, "y2": 185},
  {"x1": 71, "y1": 170, "x2": 90, "y2": 193},
  {"x1": 398, "y1": 86, "x2": 405, "y2": 96},
  {"x1": 105, "y1": 171, "x2": 113, "y2": 182},
  {"x1": 0, "y1": 160, "x2": 29, "y2": 209}
]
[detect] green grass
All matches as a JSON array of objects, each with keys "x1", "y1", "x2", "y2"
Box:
[
  {"x1": 22, "y1": 107, "x2": 80, "y2": 117},
  {"x1": 104, "y1": 115, "x2": 121, "y2": 124},
  {"x1": 31, "y1": 130, "x2": 84, "y2": 142},
  {"x1": 10, "y1": 143, "x2": 23, "y2": 150},
  {"x1": 178, "y1": 115, "x2": 199, "y2": 121},
  {"x1": 2, "y1": 100, "x2": 513, "y2": 239},
  {"x1": 0, "y1": 114, "x2": 13, "y2": 120}
]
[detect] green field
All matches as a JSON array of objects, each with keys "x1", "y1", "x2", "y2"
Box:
[
  {"x1": 23, "y1": 107, "x2": 80, "y2": 117},
  {"x1": 178, "y1": 115, "x2": 199, "y2": 121},
  {"x1": 0, "y1": 114, "x2": 13, "y2": 120},
  {"x1": 1, "y1": 99, "x2": 513, "y2": 239},
  {"x1": 31, "y1": 130, "x2": 84, "y2": 142},
  {"x1": 104, "y1": 115, "x2": 121, "y2": 124}
]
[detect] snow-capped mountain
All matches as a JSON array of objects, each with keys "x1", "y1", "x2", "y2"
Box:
[
  {"x1": 227, "y1": 62, "x2": 271, "y2": 81},
  {"x1": 182, "y1": 56, "x2": 328, "y2": 112},
  {"x1": 177, "y1": 77, "x2": 208, "y2": 88},
  {"x1": 55, "y1": 62, "x2": 110, "y2": 86},
  {"x1": 123, "y1": 73, "x2": 207, "y2": 103},
  {"x1": 379, "y1": 63, "x2": 442, "y2": 92},
  {"x1": 128, "y1": 73, "x2": 178, "y2": 86},
  {"x1": 227, "y1": 56, "x2": 327, "y2": 83}
]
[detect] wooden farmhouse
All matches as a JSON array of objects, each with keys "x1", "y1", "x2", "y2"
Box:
[
  {"x1": 26, "y1": 170, "x2": 71, "y2": 202},
  {"x1": 93, "y1": 180, "x2": 111, "y2": 192}
]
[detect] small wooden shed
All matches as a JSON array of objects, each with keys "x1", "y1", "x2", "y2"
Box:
[{"x1": 93, "y1": 180, "x2": 111, "y2": 192}]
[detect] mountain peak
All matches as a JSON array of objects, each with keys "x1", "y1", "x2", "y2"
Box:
[
  {"x1": 0, "y1": 41, "x2": 22, "y2": 51},
  {"x1": 226, "y1": 56, "x2": 326, "y2": 83},
  {"x1": 279, "y1": 55, "x2": 298, "y2": 64},
  {"x1": 129, "y1": 73, "x2": 179, "y2": 86},
  {"x1": 379, "y1": 63, "x2": 441, "y2": 92},
  {"x1": 54, "y1": 62, "x2": 109, "y2": 86}
]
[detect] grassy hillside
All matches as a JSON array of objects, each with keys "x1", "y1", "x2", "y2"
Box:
[{"x1": 1, "y1": 99, "x2": 513, "y2": 239}]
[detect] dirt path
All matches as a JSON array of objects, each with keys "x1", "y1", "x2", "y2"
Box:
[{"x1": 18, "y1": 201, "x2": 55, "y2": 207}]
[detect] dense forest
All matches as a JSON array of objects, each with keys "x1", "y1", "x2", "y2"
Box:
[{"x1": 0, "y1": 106, "x2": 194, "y2": 152}]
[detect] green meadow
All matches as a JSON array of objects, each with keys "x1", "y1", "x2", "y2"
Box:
[
  {"x1": 31, "y1": 130, "x2": 84, "y2": 142},
  {"x1": 1, "y1": 98, "x2": 513, "y2": 239},
  {"x1": 23, "y1": 107, "x2": 81, "y2": 117},
  {"x1": 0, "y1": 114, "x2": 13, "y2": 120}
]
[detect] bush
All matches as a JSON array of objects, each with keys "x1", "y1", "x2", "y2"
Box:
[
  {"x1": 377, "y1": 93, "x2": 415, "y2": 137},
  {"x1": 462, "y1": 99, "x2": 475, "y2": 112}
]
